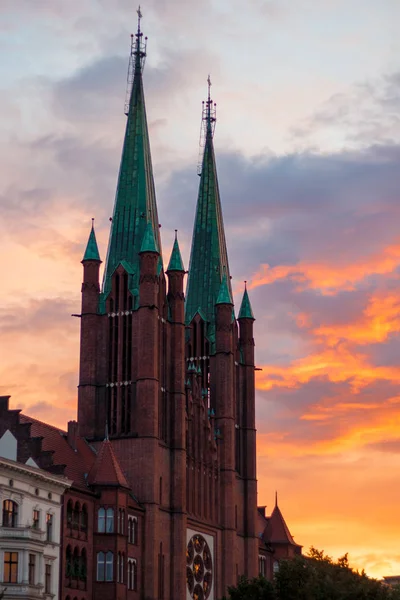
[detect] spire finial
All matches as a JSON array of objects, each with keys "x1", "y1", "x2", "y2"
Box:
[
  {"x1": 137, "y1": 5, "x2": 142, "y2": 34},
  {"x1": 196, "y1": 76, "x2": 217, "y2": 175},
  {"x1": 275, "y1": 490, "x2": 278, "y2": 507},
  {"x1": 175, "y1": 229, "x2": 178, "y2": 241},
  {"x1": 244, "y1": 280, "x2": 247, "y2": 289}
]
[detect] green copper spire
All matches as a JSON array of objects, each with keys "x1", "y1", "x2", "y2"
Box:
[
  {"x1": 140, "y1": 220, "x2": 158, "y2": 254},
  {"x1": 82, "y1": 219, "x2": 101, "y2": 262},
  {"x1": 216, "y1": 274, "x2": 233, "y2": 305},
  {"x1": 100, "y1": 10, "x2": 162, "y2": 311},
  {"x1": 185, "y1": 77, "x2": 232, "y2": 344},
  {"x1": 238, "y1": 283, "x2": 255, "y2": 320},
  {"x1": 167, "y1": 231, "x2": 185, "y2": 272}
]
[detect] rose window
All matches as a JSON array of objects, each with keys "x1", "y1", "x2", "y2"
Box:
[{"x1": 186, "y1": 534, "x2": 213, "y2": 599}]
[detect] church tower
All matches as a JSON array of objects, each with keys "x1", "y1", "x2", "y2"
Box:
[
  {"x1": 184, "y1": 80, "x2": 259, "y2": 597},
  {"x1": 77, "y1": 12, "x2": 258, "y2": 600}
]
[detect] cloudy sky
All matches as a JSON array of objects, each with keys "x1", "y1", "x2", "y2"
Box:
[{"x1": 1, "y1": 0, "x2": 400, "y2": 579}]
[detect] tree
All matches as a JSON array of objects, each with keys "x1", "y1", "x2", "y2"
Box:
[
  {"x1": 221, "y1": 575, "x2": 276, "y2": 600},
  {"x1": 221, "y1": 548, "x2": 400, "y2": 600}
]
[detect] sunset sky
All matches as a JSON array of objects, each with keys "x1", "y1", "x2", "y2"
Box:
[{"x1": 1, "y1": 0, "x2": 400, "y2": 579}]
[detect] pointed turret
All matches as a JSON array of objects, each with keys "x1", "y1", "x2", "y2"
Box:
[
  {"x1": 87, "y1": 438, "x2": 130, "y2": 488},
  {"x1": 82, "y1": 219, "x2": 101, "y2": 262},
  {"x1": 216, "y1": 274, "x2": 233, "y2": 305},
  {"x1": 238, "y1": 283, "x2": 255, "y2": 320},
  {"x1": 268, "y1": 502, "x2": 298, "y2": 546},
  {"x1": 185, "y1": 78, "x2": 232, "y2": 344},
  {"x1": 100, "y1": 12, "x2": 161, "y2": 311},
  {"x1": 167, "y1": 231, "x2": 185, "y2": 272},
  {"x1": 140, "y1": 220, "x2": 158, "y2": 254}
]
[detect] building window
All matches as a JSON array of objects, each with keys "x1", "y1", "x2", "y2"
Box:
[
  {"x1": 73, "y1": 548, "x2": 79, "y2": 579},
  {"x1": 32, "y1": 509, "x2": 40, "y2": 529},
  {"x1": 128, "y1": 559, "x2": 137, "y2": 591},
  {"x1": 97, "y1": 552, "x2": 105, "y2": 581},
  {"x1": 98, "y1": 507, "x2": 105, "y2": 533},
  {"x1": 29, "y1": 553, "x2": 36, "y2": 585},
  {"x1": 80, "y1": 548, "x2": 87, "y2": 582},
  {"x1": 66, "y1": 546, "x2": 72, "y2": 578},
  {"x1": 117, "y1": 552, "x2": 124, "y2": 583},
  {"x1": 67, "y1": 499, "x2": 73, "y2": 525},
  {"x1": 106, "y1": 508, "x2": 114, "y2": 533},
  {"x1": 128, "y1": 516, "x2": 137, "y2": 544},
  {"x1": 46, "y1": 513, "x2": 53, "y2": 541},
  {"x1": 4, "y1": 552, "x2": 18, "y2": 583},
  {"x1": 106, "y1": 551, "x2": 113, "y2": 581},
  {"x1": 81, "y1": 504, "x2": 88, "y2": 532},
  {"x1": 273, "y1": 560, "x2": 279, "y2": 574},
  {"x1": 2, "y1": 499, "x2": 18, "y2": 527},
  {"x1": 97, "y1": 551, "x2": 114, "y2": 582},
  {"x1": 45, "y1": 563, "x2": 51, "y2": 593},
  {"x1": 258, "y1": 555, "x2": 266, "y2": 577},
  {"x1": 118, "y1": 508, "x2": 125, "y2": 534},
  {"x1": 98, "y1": 507, "x2": 114, "y2": 533},
  {"x1": 73, "y1": 502, "x2": 80, "y2": 529}
]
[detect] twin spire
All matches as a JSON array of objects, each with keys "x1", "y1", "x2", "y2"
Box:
[
  {"x1": 184, "y1": 76, "x2": 233, "y2": 342},
  {"x1": 83, "y1": 9, "x2": 254, "y2": 328},
  {"x1": 99, "y1": 7, "x2": 160, "y2": 311}
]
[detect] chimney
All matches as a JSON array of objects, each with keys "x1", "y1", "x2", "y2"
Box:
[
  {"x1": 257, "y1": 506, "x2": 266, "y2": 518},
  {"x1": 67, "y1": 420, "x2": 78, "y2": 451}
]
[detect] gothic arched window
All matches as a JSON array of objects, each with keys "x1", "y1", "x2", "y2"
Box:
[
  {"x1": 73, "y1": 547, "x2": 79, "y2": 579},
  {"x1": 106, "y1": 508, "x2": 114, "y2": 533},
  {"x1": 73, "y1": 502, "x2": 80, "y2": 529},
  {"x1": 2, "y1": 499, "x2": 18, "y2": 527},
  {"x1": 66, "y1": 499, "x2": 73, "y2": 526},
  {"x1": 97, "y1": 552, "x2": 105, "y2": 581},
  {"x1": 80, "y1": 549, "x2": 87, "y2": 582},
  {"x1": 128, "y1": 516, "x2": 137, "y2": 544},
  {"x1": 106, "y1": 551, "x2": 114, "y2": 581},
  {"x1": 98, "y1": 508, "x2": 105, "y2": 533},
  {"x1": 128, "y1": 558, "x2": 137, "y2": 590},
  {"x1": 66, "y1": 546, "x2": 72, "y2": 578},
  {"x1": 81, "y1": 504, "x2": 88, "y2": 532}
]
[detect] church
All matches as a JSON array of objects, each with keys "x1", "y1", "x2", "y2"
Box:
[
  {"x1": 77, "y1": 14, "x2": 259, "y2": 599},
  {"x1": 0, "y1": 13, "x2": 301, "y2": 600}
]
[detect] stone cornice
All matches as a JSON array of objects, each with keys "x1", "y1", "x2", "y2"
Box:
[{"x1": 0, "y1": 457, "x2": 72, "y2": 490}]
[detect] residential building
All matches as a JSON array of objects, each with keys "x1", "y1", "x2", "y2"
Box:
[
  {"x1": 257, "y1": 500, "x2": 302, "y2": 580},
  {"x1": 0, "y1": 427, "x2": 71, "y2": 599}
]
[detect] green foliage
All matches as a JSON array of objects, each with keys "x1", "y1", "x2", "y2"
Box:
[
  {"x1": 221, "y1": 575, "x2": 276, "y2": 600},
  {"x1": 221, "y1": 548, "x2": 399, "y2": 600}
]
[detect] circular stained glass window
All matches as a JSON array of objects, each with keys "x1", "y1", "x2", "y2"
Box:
[{"x1": 186, "y1": 534, "x2": 213, "y2": 599}]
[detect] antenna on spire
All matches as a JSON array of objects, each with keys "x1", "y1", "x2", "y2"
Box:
[
  {"x1": 197, "y1": 75, "x2": 217, "y2": 176},
  {"x1": 124, "y1": 6, "x2": 148, "y2": 115}
]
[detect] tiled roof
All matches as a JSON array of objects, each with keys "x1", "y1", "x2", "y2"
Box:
[
  {"x1": 20, "y1": 415, "x2": 96, "y2": 490},
  {"x1": 87, "y1": 439, "x2": 130, "y2": 488},
  {"x1": 266, "y1": 504, "x2": 298, "y2": 546}
]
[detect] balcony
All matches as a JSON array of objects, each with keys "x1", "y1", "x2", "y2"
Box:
[
  {"x1": 0, "y1": 583, "x2": 43, "y2": 597},
  {"x1": 0, "y1": 526, "x2": 45, "y2": 544}
]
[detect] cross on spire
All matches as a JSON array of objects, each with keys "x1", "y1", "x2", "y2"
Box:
[{"x1": 137, "y1": 5, "x2": 142, "y2": 34}]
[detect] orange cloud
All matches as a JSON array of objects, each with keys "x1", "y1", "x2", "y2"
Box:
[
  {"x1": 249, "y1": 241, "x2": 400, "y2": 294},
  {"x1": 257, "y1": 344, "x2": 400, "y2": 394},
  {"x1": 315, "y1": 292, "x2": 400, "y2": 345}
]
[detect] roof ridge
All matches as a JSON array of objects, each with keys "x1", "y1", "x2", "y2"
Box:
[{"x1": 21, "y1": 414, "x2": 66, "y2": 435}]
